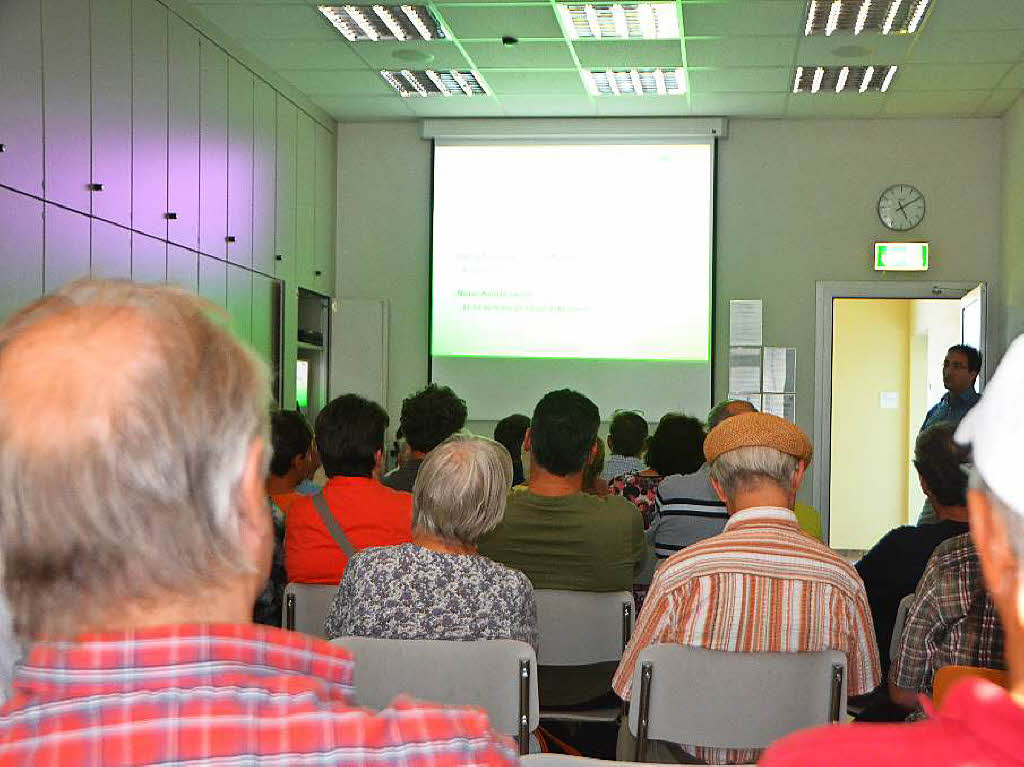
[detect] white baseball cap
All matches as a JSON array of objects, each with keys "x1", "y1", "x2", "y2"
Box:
[{"x1": 956, "y1": 334, "x2": 1024, "y2": 515}]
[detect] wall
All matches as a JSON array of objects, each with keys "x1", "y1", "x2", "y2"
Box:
[
  {"x1": 831, "y1": 299, "x2": 909, "y2": 549},
  {"x1": 1004, "y1": 95, "x2": 1024, "y2": 349},
  {"x1": 336, "y1": 118, "x2": 1005, "y2": 480}
]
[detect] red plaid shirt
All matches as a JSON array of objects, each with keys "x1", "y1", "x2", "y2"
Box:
[{"x1": 0, "y1": 623, "x2": 518, "y2": 765}]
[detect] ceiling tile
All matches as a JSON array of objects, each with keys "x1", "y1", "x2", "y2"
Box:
[
  {"x1": 975, "y1": 89, "x2": 1024, "y2": 115},
  {"x1": 595, "y1": 96, "x2": 690, "y2": 115},
  {"x1": 499, "y1": 94, "x2": 598, "y2": 116},
  {"x1": 687, "y1": 66, "x2": 791, "y2": 93},
  {"x1": 908, "y1": 31, "x2": 1024, "y2": 64},
  {"x1": 785, "y1": 91, "x2": 886, "y2": 117},
  {"x1": 1004, "y1": 62, "x2": 1024, "y2": 88},
  {"x1": 189, "y1": 4, "x2": 336, "y2": 40},
  {"x1": 895, "y1": 63, "x2": 1016, "y2": 91},
  {"x1": 279, "y1": 69, "x2": 394, "y2": 96},
  {"x1": 881, "y1": 90, "x2": 991, "y2": 115},
  {"x1": 437, "y1": 4, "x2": 563, "y2": 39},
  {"x1": 925, "y1": 0, "x2": 1024, "y2": 32},
  {"x1": 795, "y1": 33, "x2": 913, "y2": 67},
  {"x1": 689, "y1": 91, "x2": 788, "y2": 115},
  {"x1": 479, "y1": 69, "x2": 587, "y2": 94},
  {"x1": 352, "y1": 41, "x2": 471, "y2": 69},
  {"x1": 573, "y1": 40, "x2": 684, "y2": 68},
  {"x1": 241, "y1": 40, "x2": 368, "y2": 70},
  {"x1": 686, "y1": 37, "x2": 796, "y2": 67},
  {"x1": 683, "y1": 1, "x2": 806, "y2": 37},
  {"x1": 461, "y1": 40, "x2": 576, "y2": 67},
  {"x1": 404, "y1": 96, "x2": 507, "y2": 116},
  {"x1": 313, "y1": 95, "x2": 414, "y2": 119}
]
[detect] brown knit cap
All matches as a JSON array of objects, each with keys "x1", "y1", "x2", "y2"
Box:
[{"x1": 703, "y1": 411, "x2": 813, "y2": 464}]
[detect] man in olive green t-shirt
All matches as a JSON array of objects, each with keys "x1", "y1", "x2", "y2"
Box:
[{"x1": 479, "y1": 389, "x2": 649, "y2": 706}]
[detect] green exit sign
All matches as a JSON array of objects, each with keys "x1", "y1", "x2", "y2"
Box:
[{"x1": 875, "y1": 242, "x2": 929, "y2": 271}]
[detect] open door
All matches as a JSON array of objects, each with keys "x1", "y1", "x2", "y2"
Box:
[{"x1": 959, "y1": 283, "x2": 986, "y2": 389}]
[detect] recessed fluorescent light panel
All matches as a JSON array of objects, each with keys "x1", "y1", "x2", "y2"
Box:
[
  {"x1": 381, "y1": 69, "x2": 488, "y2": 97},
  {"x1": 792, "y1": 64, "x2": 897, "y2": 93},
  {"x1": 803, "y1": 0, "x2": 931, "y2": 35},
  {"x1": 318, "y1": 5, "x2": 445, "y2": 41},
  {"x1": 557, "y1": 3, "x2": 679, "y2": 39},
  {"x1": 583, "y1": 68, "x2": 685, "y2": 96}
]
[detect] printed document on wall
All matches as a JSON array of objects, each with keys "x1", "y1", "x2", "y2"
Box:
[{"x1": 729, "y1": 300, "x2": 762, "y2": 347}]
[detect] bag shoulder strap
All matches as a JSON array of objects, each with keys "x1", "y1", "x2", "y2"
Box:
[{"x1": 312, "y1": 492, "x2": 355, "y2": 558}]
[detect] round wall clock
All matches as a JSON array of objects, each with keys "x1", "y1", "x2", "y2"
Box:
[{"x1": 878, "y1": 184, "x2": 925, "y2": 231}]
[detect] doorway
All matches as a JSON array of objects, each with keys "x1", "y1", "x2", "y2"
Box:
[{"x1": 812, "y1": 281, "x2": 988, "y2": 548}]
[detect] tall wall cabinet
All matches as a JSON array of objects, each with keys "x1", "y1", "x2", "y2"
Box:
[{"x1": 0, "y1": 0, "x2": 337, "y2": 410}]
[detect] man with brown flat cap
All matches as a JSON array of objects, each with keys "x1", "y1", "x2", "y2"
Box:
[{"x1": 612, "y1": 412, "x2": 880, "y2": 764}]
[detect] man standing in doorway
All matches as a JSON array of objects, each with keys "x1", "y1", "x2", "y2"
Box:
[{"x1": 918, "y1": 344, "x2": 982, "y2": 524}]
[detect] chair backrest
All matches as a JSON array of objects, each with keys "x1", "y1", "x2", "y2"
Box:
[
  {"x1": 890, "y1": 592, "x2": 916, "y2": 663},
  {"x1": 533, "y1": 589, "x2": 633, "y2": 665},
  {"x1": 331, "y1": 636, "x2": 539, "y2": 748},
  {"x1": 933, "y1": 665, "x2": 1009, "y2": 706},
  {"x1": 628, "y1": 644, "x2": 847, "y2": 751},
  {"x1": 282, "y1": 582, "x2": 339, "y2": 638}
]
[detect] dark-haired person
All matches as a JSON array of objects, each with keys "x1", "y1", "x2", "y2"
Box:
[
  {"x1": 479, "y1": 389, "x2": 648, "y2": 707},
  {"x1": 608, "y1": 413, "x2": 705, "y2": 529},
  {"x1": 285, "y1": 394, "x2": 412, "y2": 584},
  {"x1": 494, "y1": 413, "x2": 530, "y2": 486},
  {"x1": 266, "y1": 410, "x2": 318, "y2": 514},
  {"x1": 918, "y1": 344, "x2": 982, "y2": 524},
  {"x1": 383, "y1": 383, "x2": 468, "y2": 493},
  {"x1": 856, "y1": 422, "x2": 973, "y2": 685},
  {"x1": 600, "y1": 410, "x2": 649, "y2": 481}
]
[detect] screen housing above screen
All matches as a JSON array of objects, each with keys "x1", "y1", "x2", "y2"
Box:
[{"x1": 429, "y1": 136, "x2": 718, "y2": 423}]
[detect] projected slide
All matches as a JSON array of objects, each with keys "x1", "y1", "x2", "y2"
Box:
[
  {"x1": 431, "y1": 140, "x2": 714, "y2": 420},
  {"x1": 432, "y1": 143, "x2": 711, "y2": 361}
]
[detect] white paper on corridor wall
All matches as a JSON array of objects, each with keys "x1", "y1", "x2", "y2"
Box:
[
  {"x1": 729, "y1": 300, "x2": 763, "y2": 347},
  {"x1": 762, "y1": 347, "x2": 796, "y2": 393},
  {"x1": 763, "y1": 393, "x2": 796, "y2": 422},
  {"x1": 728, "y1": 347, "x2": 762, "y2": 393}
]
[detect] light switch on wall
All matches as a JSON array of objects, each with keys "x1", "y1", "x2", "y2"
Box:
[{"x1": 880, "y1": 391, "x2": 900, "y2": 409}]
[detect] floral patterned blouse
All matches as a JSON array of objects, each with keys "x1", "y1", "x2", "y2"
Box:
[
  {"x1": 323, "y1": 543, "x2": 538, "y2": 652},
  {"x1": 608, "y1": 472, "x2": 664, "y2": 529}
]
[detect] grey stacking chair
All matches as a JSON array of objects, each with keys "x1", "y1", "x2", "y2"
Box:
[
  {"x1": 282, "y1": 582, "x2": 340, "y2": 638},
  {"x1": 522, "y1": 756, "x2": 758, "y2": 767},
  {"x1": 533, "y1": 589, "x2": 634, "y2": 722},
  {"x1": 627, "y1": 644, "x2": 847, "y2": 762},
  {"x1": 331, "y1": 636, "x2": 540, "y2": 755},
  {"x1": 890, "y1": 592, "x2": 916, "y2": 663}
]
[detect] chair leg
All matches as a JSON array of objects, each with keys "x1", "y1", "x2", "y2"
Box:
[
  {"x1": 285, "y1": 593, "x2": 296, "y2": 631},
  {"x1": 829, "y1": 663, "x2": 845, "y2": 723},
  {"x1": 634, "y1": 661, "x2": 653, "y2": 762},
  {"x1": 519, "y1": 658, "x2": 531, "y2": 755}
]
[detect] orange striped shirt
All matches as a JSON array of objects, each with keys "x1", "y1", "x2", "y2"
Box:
[{"x1": 613, "y1": 506, "x2": 880, "y2": 764}]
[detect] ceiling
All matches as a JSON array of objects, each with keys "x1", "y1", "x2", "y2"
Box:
[{"x1": 184, "y1": 0, "x2": 1024, "y2": 121}]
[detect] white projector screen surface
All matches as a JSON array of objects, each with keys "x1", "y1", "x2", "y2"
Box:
[{"x1": 431, "y1": 140, "x2": 714, "y2": 421}]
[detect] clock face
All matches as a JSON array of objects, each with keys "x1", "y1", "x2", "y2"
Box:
[{"x1": 878, "y1": 184, "x2": 925, "y2": 231}]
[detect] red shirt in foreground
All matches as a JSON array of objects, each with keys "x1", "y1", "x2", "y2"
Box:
[
  {"x1": 285, "y1": 475, "x2": 413, "y2": 584},
  {"x1": 0, "y1": 623, "x2": 517, "y2": 765},
  {"x1": 760, "y1": 678, "x2": 1024, "y2": 766}
]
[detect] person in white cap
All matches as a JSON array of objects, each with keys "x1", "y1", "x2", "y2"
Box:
[{"x1": 761, "y1": 337, "x2": 1024, "y2": 766}]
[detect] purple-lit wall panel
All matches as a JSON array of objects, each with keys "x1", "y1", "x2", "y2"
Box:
[
  {"x1": 91, "y1": 219, "x2": 132, "y2": 279},
  {"x1": 227, "y1": 59, "x2": 254, "y2": 268},
  {"x1": 199, "y1": 39, "x2": 228, "y2": 260},
  {"x1": 0, "y1": 0, "x2": 44, "y2": 196},
  {"x1": 43, "y1": 205, "x2": 91, "y2": 292},
  {"x1": 0, "y1": 189, "x2": 44, "y2": 321},
  {"x1": 132, "y1": 0, "x2": 169, "y2": 240},
  {"x1": 253, "y1": 81, "x2": 277, "y2": 275},
  {"x1": 167, "y1": 245, "x2": 199, "y2": 292},
  {"x1": 131, "y1": 231, "x2": 167, "y2": 283},
  {"x1": 168, "y1": 14, "x2": 201, "y2": 251},
  {"x1": 91, "y1": 0, "x2": 133, "y2": 227}
]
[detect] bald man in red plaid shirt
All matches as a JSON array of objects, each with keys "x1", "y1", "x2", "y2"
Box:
[{"x1": 0, "y1": 280, "x2": 517, "y2": 766}]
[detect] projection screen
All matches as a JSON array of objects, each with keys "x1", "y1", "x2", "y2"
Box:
[{"x1": 430, "y1": 139, "x2": 715, "y2": 422}]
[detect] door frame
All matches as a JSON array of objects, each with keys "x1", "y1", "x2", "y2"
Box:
[{"x1": 813, "y1": 280, "x2": 988, "y2": 544}]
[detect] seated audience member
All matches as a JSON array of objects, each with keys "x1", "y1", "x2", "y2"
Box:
[
  {"x1": 609, "y1": 413, "x2": 705, "y2": 530},
  {"x1": 648, "y1": 399, "x2": 753, "y2": 559},
  {"x1": 285, "y1": 394, "x2": 412, "y2": 584},
  {"x1": 761, "y1": 336, "x2": 1024, "y2": 767},
  {"x1": 599, "y1": 409, "x2": 649, "y2": 481},
  {"x1": 382, "y1": 383, "x2": 468, "y2": 492},
  {"x1": 324, "y1": 435, "x2": 537, "y2": 651},
  {"x1": 0, "y1": 281, "x2": 515, "y2": 764},
  {"x1": 856, "y1": 422, "x2": 972, "y2": 679},
  {"x1": 888, "y1": 528, "x2": 1005, "y2": 712},
  {"x1": 267, "y1": 410, "x2": 318, "y2": 514},
  {"x1": 479, "y1": 389, "x2": 649, "y2": 706},
  {"x1": 581, "y1": 437, "x2": 610, "y2": 496},
  {"x1": 613, "y1": 412, "x2": 879, "y2": 764},
  {"x1": 494, "y1": 413, "x2": 530, "y2": 486}
]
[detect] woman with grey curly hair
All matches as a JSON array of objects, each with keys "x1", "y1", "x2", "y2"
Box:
[{"x1": 323, "y1": 435, "x2": 537, "y2": 650}]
